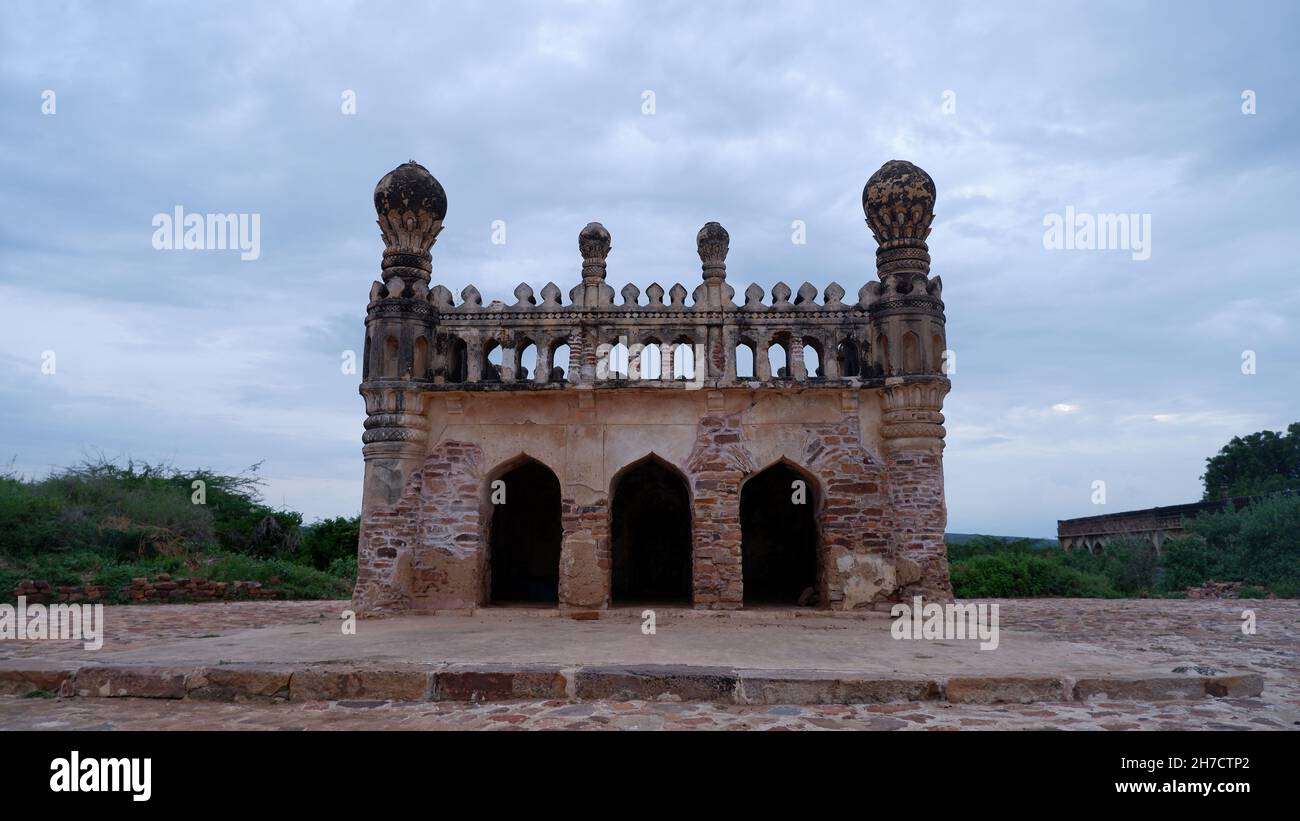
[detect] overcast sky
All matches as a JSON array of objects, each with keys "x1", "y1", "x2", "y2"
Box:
[{"x1": 2, "y1": 1, "x2": 1296, "y2": 537}]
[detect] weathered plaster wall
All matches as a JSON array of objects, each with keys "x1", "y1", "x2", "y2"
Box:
[{"x1": 353, "y1": 386, "x2": 951, "y2": 614}]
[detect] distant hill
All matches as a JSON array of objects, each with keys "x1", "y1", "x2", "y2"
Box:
[{"x1": 945, "y1": 532, "x2": 1057, "y2": 548}]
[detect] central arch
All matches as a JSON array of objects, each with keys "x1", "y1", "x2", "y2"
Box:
[
  {"x1": 741, "y1": 461, "x2": 819, "y2": 606},
  {"x1": 610, "y1": 455, "x2": 692, "y2": 604},
  {"x1": 487, "y1": 458, "x2": 562, "y2": 604}
]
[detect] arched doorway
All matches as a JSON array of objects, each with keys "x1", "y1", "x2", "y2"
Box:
[
  {"x1": 741, "y1": 462, "x2": 818, "y2": 605},
  {"x1": 611, "y1": 457, "x2": 692, "y2": 603},
  {"x1": 488, "y1": 459, "x2": 562, "y2": 604}
]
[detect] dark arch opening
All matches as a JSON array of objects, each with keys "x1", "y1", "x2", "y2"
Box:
[
  {"x1": 611, "y1": 458, "x2": 692, "y2": 603},
  {"x1": 488, "y1": 460, "x2": 562, "y2": 604},
  {"x1": 741, "y1": 462, "x2": 818, "y2": 605},
  {"x1": 837, "y1": 338, "x2": 861, "y2": 378}
]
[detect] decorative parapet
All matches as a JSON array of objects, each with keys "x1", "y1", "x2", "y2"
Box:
[{"x1": 359, "y1": 159, "x2": 952, "y2": 395}]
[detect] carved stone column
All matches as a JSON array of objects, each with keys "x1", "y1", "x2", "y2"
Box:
[
  {"x1": 355, "y1": 160, "x2": 445, "y2": 614},
  {"x1": 879, "y1": 377, "x2": 953, "y2": 602},
  {"x1": 865, "y1": 159, "x2": 954, "y2": 602}
]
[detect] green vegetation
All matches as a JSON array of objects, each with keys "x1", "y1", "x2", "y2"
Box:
[
  {"x1": 950, "y1": 494, "x2": 1300, "y2": 598},
  {"x1": 0, "y1": 459, "x2": 357, "y2": 604},
  {"x1": 1162, "y1": 493, "x2": 1300, "y2": 597},
  {"x1": 1201, "y1": 421, "x2": 1300, "y2": 500}
]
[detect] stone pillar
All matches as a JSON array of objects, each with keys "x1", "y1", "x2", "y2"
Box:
[
  {"x1": 499, "y1": 344, "x2": 516, "y2": 382},
  {"x1": 880, "y1": 377, "x2": 953, "y2": 602},
  {"x1": 755, "y1": 341, "x2": 771, "y2": 381},
  {"x1": 686, "y1": 411, "x2": 753, "y2": 609},
  {"x1": 864, "y1": 160, "x2": 953, "y2": 601},
  {"x1": 789, "y1": 336, "x2": 807, "y2": 381},
  {"x1": 356, "y1": 160, "x2": 447, "y2": 614},
  {"x1": 465, "y1": 339, "x2": 482, "y2": 382}
]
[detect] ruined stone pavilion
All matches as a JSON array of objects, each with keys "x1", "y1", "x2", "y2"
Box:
[{"x1": 353, "y1": 159, "x2": 953, "y2": 614}]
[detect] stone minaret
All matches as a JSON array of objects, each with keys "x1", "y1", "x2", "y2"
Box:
[
  {"x1": 360, "y1": 162, "x2": 445, "y2": 509},
  {"x1": 863, "y1": 160, "x2": 953, "y2": 599}
]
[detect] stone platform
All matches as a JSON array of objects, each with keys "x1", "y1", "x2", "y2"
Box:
[{"x1": 2, "y1": 599, "x2": 1292, "y2": 711}]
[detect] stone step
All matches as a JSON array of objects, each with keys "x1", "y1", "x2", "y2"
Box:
[{"x1": 0, "y1": 662, "x2": 1263, "y2": 706}]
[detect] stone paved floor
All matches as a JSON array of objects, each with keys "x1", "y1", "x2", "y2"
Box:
[
  {"x1": 1, "y1": 690, "x2": 1293, "y2": 731},
  {"x1": 1, "y1": 598, "x2": 1296, "y2": 730}
]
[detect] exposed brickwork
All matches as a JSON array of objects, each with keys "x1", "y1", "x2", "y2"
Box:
[
  {"x1": 13, "y1": 575, "x2": 279, "y2": 605},
  {"x1": 558, "y1": 495, "x2": 611, "y2": 609},
  {"x1": 355, "y1": 404, "x2": 953, "y2": 614},
  {"x1": 353, "y1": 441, "x2": 484, "y2": 614},
  {"x1": 885, "y1": 448, "x2": 953, "y2": 601},
  {"x1": 800, "y1": 417, "x2": 893, "y2": 609},
  {"x1": 685, "y1": 412, "x2": 754, "y2": 608}
]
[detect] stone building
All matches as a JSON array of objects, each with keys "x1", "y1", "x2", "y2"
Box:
[
  {"x1": 1058, "y1": 492, "x2": 1292, "y2": 554},
  {"x1": 352, "y1": 159, "x2": 954, "y2": 614}
]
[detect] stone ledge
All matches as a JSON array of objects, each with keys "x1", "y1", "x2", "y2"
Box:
[
  {"x1": 0, "y1": 663, "x2": 1265, "y2": 705},
  {"x1": 0, "y1": 663, "x2": 79, "y2": 696},
  {"x1": 573, "y1": 665, "x2": 739, "y2": 702}
]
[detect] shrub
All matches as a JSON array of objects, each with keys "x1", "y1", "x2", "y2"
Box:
[
  {"x1": 300, "y1": 516, "x2": 360, "y2": 570},
  {"x1": 950, "y1": 552, "x2": 1115, "y2": 598},
  {"x1": 1161, "y1": 494, "x2": 1300, "y2": 595},
  {"x1": 1096, "y1": 535, "x2": 1160, "y2": 596},
  {"x1": 947, "y1": 536, "x2": 1042, "y2": 563}
]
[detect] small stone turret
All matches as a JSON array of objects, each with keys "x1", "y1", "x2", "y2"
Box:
[{"x1": 358, "y1": 162, "x2": 446, "y2": 518}]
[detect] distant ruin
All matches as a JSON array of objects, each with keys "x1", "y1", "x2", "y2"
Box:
[{"x1": 352, "y1": 159, "x2": 954, "y2": 613}]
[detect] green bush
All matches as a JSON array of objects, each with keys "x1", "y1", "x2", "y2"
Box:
[
  {"x1": 1160, "y1": 494, "x2": 1300, "y2": 595},
  {"x1": 0, "y1": 458, "x2": 350, "y2": 604},
  {"x1": 947, "y1": 536, "x2": 1042, "y2": 563},
  {"x1": 950, "y1": 552, "x2": 1115, "y2": 598},
  {"x1": 300, "y1": 516, "x2": 360, "y2": 570},
  {"x1": 1096, "y1": 535, "x2": 1160, "y2": 596},
  {"x1": 326, "y1": 555, "x2": 357, "y2": 581},
  {"x1": 1159, "y1": 535, "x2": 1225, "y2": 592},
  {"x1": 203, "y1": 552, "x2": 351, "y2": 599}
]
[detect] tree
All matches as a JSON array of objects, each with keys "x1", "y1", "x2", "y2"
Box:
[{"x1": 1201, "y1": 422, "x2": 1300, "y2": 501}]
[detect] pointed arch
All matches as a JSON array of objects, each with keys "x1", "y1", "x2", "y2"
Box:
[
  {"x1": 483, "y1": 454, "x2": 563, "y2": 605},
  {"x1": 740, "y1": 458, "x2": 821, "y2": 606},
  {"x1": 609, "y1": 453, "x2": 692, "y2": 604}
]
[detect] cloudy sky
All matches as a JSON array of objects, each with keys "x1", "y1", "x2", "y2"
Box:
[{"x1": 1, "y1": 1, "x2": 1296, "y2": 537}]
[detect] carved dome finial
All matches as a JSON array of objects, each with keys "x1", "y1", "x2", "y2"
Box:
[
  {"x1": 863, "y1": 160, "x2": 935, "y2": 277},
  {"x1": 697, "y1": 221, "x2": 729, "y2": 280},
  {"x1": 863, "y1": 160, "x2": 935, "y2": 245},
  {"x1": 579, "y1": 222, "x2": 611, "y2": 281},
  {"x1": 374, "y1": 161, "x2": 447, "y2": 275}
]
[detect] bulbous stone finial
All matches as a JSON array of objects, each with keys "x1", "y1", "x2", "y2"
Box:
[
  {"x1": 374, "y1": 161, "x2": 447, "y2": 275},
  {"x1": 697, "y1": 221, "x2": 729, "y2": 280},
  {"x1": 579, "y1": 222, "x2": 611, "y2": 281},
  {"x1": 863, "y1": 160, "x2": 935, "y2": 277}
]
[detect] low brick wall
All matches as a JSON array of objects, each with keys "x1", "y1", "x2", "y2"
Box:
[{"x1": 13, "y1": 573, "x2": 282, "y2": 605}]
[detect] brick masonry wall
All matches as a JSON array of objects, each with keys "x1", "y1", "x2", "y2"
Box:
[
  {"x1": 558, "y1": 496, "x2": 610, "y2": 609},
  {"x1": 685, "y1": 412, "x2": 755, "y2": 608},
  {"x1": 353, "y1": 441, "x2": 484, "y2": 614},
  {"x1": 885, "y1": 448, "x2": 954, "y2": 602},
  {"x1": 800, "y1": 418, "x2": 895, "y2": 609},
  {"x1": 13, "y1": 575, "x2": 279, "y2": 605},
  {"x1": 355, "y1": 404, "x2": 953, "y2": 613}
]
